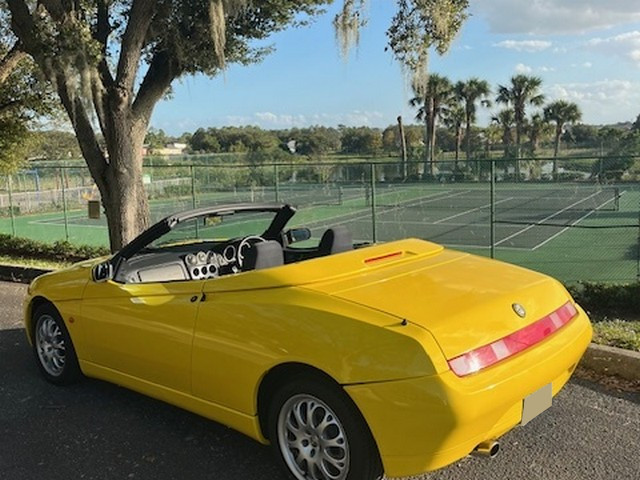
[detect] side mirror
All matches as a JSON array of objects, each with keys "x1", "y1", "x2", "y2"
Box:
[
  {"x1": 92, "y1": 261, "x2": 113, "y2": 283},
  {"x1": 285, "y1": 227, "x2": 312, "y2": 244}
]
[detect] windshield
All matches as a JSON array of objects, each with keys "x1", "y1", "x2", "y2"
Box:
[{"x1": 149, "y1": 210, "x2": 278, "y2": 249}]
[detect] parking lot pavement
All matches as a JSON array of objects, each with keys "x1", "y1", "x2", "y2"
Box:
[
  {"x1": 0, "y1": 281, "x2": 26, "y2": 329},
  {"x1": 2, "y1": 281, "x2": 639, "y2": 480}
]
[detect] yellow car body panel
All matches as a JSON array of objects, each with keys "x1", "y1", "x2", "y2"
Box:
[
  {"x1": 23, "y1": 258, "x2": 98, "y2": 346},
  {"x1": 24, "y1": 238, "x2": 592, "y2": 478},
  {"x1": 345, "y1": 305, "x2": 592, "y2": 476},
  {"x1": 308, "y1": 247, "x2": 574, "y2": 358},
  {"x1": 80, "y1": 279, "x2": 207, "y2": 393},
  {"x1": 191, "y1": 286, "x2": 441, "y2": 416}
]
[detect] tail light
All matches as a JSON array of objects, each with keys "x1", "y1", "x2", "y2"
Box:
[{"x1": 448, "y1": 302, "x2": 578, "y2": 377}]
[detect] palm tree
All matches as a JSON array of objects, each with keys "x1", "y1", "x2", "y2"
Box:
[
  {"x1": 443, "y1": 102, "x2": 466, "y2": 169},
  {"x1": 496, "y1": 75, "x2": 545, "y2": 178},
  {"x1": 410, "y1": 74, "x2": 453, "y2": 177},
  {"x1": 527, "y1": 113, "x2": 549, "y2": 157},
  {"x1": 492, "y1": 109, "x2": 515, "y2": 174},
  {"x1": 543, "y1": 100, "x2": 582, "y2": 178},
  {"x1": 454, "y1": 78, "x2": 491, "y2": 164}
]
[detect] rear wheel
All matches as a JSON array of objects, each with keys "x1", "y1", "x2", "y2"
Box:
[
  {"x1": 268, "y1": 376, "x2": 382, "y2": 480},
  {"x1": 32, "y1": 304, "x2": 82, "y2": 385}
]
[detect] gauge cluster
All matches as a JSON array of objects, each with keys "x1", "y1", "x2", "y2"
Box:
[{"x1": 184, "y1": 245, "x2": 237, "y2": 280}]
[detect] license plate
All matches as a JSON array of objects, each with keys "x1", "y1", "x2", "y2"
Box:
[{"x1": 521, "y1": 383, "x2": 552, "y2": 426}]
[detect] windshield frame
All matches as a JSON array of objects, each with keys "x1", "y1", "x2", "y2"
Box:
[{"x1": 110, "y1": 203, "x2": 296, "y2": 270}]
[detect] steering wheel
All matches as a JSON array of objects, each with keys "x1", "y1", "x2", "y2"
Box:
[{"x1": 236, "y1": 235, "x2": 267, "y2": 268}]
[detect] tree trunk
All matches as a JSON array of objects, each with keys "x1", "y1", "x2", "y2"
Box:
[
  {"x1": 515, "y1": 122, "x2": 521, "y2": 180},
  {"x1": 465, "y1": 113, "x2": 472, "y2": 162},
  {"x1": 423, "y1": 99, "x2": 430, "y2": 178},
  {"x1": 454, "y1": 126, "x2": 461, "y2": 168},
  {"x1": 0, "y1": 44, "x2": 27, "y2": 85},
  {"x1": 552, "y1": 123, "x2": 562, "y2": 180},
  {"x1": 70, "y1": 100, "x2": 150, "y2": 252},
  {"x1": 397, "y1": 116, "x2": 408, "y2": 180},
  {"x1": 101, "y1": 114, "x2": 150, "y2": 251},
  {"x1": 429, "y1": 113, "x2": 437, "y2": 177}
]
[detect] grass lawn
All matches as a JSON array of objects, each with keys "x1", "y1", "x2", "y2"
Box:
[
  {"x1": 592, "y1": 319, "x2": 640, "y2": 352},
  {"x1": 0, "y1": 254, "x2": 71, "y2": 270}
]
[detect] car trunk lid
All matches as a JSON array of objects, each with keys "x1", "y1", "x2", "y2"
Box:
[{"x1": 307, "y1": 245, "x2": 573, "y2": 360}]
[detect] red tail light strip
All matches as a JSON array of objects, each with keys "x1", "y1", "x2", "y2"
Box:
[{"x1": 448, "y1": 302, "x2": 578, "y2": 377}]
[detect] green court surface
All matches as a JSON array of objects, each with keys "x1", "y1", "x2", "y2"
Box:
[{"x1": 1, "y1": 182, "x2": 638, "y2": 283}]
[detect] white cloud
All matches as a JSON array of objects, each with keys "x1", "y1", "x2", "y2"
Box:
[
  {"x1": 515, "y1": 63, "x2": 533, "y2": 74},
  {"x1": 539, "y1": 66, "x2": 556, "y2": 72},
  {"x1": 586, "y1": 30, "x2": 640, "y2": 66},
  {"x1": 570, "y1": 62, "x2": 593, "y2": 68},
  {"x1": 221, "y1": 111, "x2": 385, "y2": 129},
  {"x1": 494, "y1": 40, "x2": 552, "y2": 52},
  {"x1": 474, "y1": 1, "x2": 640, "y2": 34},
  {"x1": 545, "y1": 79, "x2": 640, "y2": 124}
]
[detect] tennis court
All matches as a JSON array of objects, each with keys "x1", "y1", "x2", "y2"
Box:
[
  {"x1": 0, "y1": 182, "x2": 630, "y2": 249},
  {"x1": 292, "y1": 183, "x2": 623, "y2": 250},
  {"x1": 1, "y1": 180, "x2": 638, "y2": 282}
]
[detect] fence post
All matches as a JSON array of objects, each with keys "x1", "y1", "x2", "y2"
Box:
[
  {"x1": 370, "y1": 163, "x2": 377, "y2": 243},
  {"x1": 490, "y1": 159, "x2": 496, "y2": 259},
  {"x1": 637, "y1": 201, "x2": 640, "y2": 281},
  {"x1": 190, "y1": 165, "x2": 197, "y2": 209},
  {"x1": 190, "y1": 165, "x2": 199, "y2": 238},
  {"x1": 59, "y1": 168, "x2": 69, "y2": 241},
  {"x1": 7, "y1": 174, "x2": 16, "y2": 236},
  {"x1": 274, "y1": 164, "x2": 280, "y2": 202}
]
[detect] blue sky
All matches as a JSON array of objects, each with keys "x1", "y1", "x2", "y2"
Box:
[{"x1": 151, "y1": 1, "x2": 640, "y2": 135}]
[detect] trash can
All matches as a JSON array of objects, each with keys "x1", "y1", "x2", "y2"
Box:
[{"x1": 88, "y1": 200, "x2": 101, "y2": 219}]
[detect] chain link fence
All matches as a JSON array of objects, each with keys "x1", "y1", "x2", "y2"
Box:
[{"x1": 1, "y1": 155, "x2": 639, "y2": 284}]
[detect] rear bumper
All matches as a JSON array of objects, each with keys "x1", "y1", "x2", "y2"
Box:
[{"x1": 345, "y1": 305, "x2": 592, "y2": 478}]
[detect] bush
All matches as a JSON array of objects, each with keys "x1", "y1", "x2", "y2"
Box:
[
  {"x1": 0, "y1": 234, "x2": 110, "y2": 264},
  {"x1": 567, "y1": 282, "x2": 640, "y2": 320},
  {"x1": 0, "y1": 206, "x2": 20, "y2": 218}
]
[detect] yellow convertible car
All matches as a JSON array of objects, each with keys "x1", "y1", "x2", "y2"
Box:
[{"x1": 24, "y1": 203, "x2": 592, "y2": 480}]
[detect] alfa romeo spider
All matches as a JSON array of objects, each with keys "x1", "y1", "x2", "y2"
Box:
[{"x1": 24, "y1": 203, "x2": 592, "y2": 480}]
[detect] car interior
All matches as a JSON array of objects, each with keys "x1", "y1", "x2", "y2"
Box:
[{"x1": 111, "y1": 206, "x2": 355, "y2": 285}]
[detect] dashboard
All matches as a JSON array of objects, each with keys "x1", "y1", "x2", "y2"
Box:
[
  {"x1": 114, "y1": 236, "x2": 265, "y2": 284},
  {"x1": 184, "y1": 245, "x2": 238, "y2": 280}
]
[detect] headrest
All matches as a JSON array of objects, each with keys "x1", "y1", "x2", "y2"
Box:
[
  {"x1": 243, "y1": 240, "x2": 284, "y2": 271},
  {"x1": 318, "y1": 226, "x2": 353, "y2": 256}
]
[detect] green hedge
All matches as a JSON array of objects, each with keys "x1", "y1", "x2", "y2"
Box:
[
  {"x1": 568, "y1": 282, "x2": 640, "y2": 320},
  {"x1": 0, "y1": 234, "x2": 110, "y2": 264}
]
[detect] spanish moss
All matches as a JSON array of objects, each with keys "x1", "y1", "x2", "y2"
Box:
[{"x1": 333, "y1": 0, "x2": 367, "y2": 61}]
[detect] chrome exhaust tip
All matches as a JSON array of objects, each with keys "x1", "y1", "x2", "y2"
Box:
[{"x1": 472, "y1": 440, "x2": 500, "y2": 458}]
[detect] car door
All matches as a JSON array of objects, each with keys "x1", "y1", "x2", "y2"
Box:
[{"x1": 81, "y1": 278, "x2": 205, "y2": 393}]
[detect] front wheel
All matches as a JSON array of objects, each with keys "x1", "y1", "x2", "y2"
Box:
[
  {"x1": 32, "y1": 304, "x2": 82, "y2": 385},
  {"x1": 268, "y1": 376, "x2": 382, "y2": 480}
]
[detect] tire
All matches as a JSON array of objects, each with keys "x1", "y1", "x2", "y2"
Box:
[
  {"x1": 267, "y1": 375, "x2": 383, "y2": 480},
  {"x1": 32, "y1": 303, "x2": 82, "y2": 385}
]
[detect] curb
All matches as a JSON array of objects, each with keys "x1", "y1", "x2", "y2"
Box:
[
  {"x1": 1, "y1": 263, "x2": 638, "y2": 381},
  {"x1": 0, "y1": 264, "x2": 52, "y2": 284},
  {"x1": 579, "y1": 343, "x2": 640, "y2": 382}
]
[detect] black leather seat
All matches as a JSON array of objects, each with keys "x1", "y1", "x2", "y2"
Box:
[
  {"x1": 242, "y1": 241, "x2": 284, "y2": 271},
  {"x1": 317, "y1": 226, "x2": 353, "y2": 256}
]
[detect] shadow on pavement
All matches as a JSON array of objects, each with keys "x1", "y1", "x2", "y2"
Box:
[
  {"x1": 0, "y1": 328, "x2": 287, "y2": 480},
  {"x1": 572, "y1": 376, "x2": 640, "y2": 406}
]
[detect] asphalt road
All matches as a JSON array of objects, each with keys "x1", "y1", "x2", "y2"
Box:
[{"x1": 1, "y1": 281, "x2": 639, "y2": 480}]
